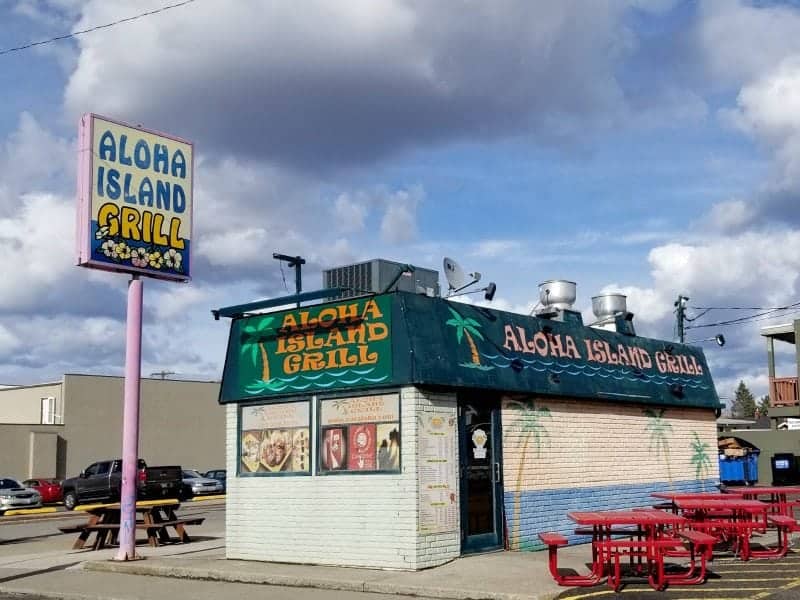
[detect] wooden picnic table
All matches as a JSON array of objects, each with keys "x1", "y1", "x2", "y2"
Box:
[
  {"x1": 59, "y1": 499, "x2": 204, "y2": 550},
  {"x1": 561, "y1": 509, "x2": 710, "y2": 591},
  {"x1": 671, "y1": 497, "x2": 792, "y2": 561}
]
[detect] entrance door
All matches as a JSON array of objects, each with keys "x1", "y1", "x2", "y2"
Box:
[{"x1": 459, "y1": 398, "x2": 504, "y2": 553}]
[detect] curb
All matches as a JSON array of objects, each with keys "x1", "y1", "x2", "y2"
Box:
[
  {"x1": 83, "y1": 561, "x2": 547, "y2": 600},
  {"x1": 188, "y1": 494, "x2": 226, "y2": 502},
  {"x1": 0, "y1": 586, "x2": 103, "y2": 600},
  {"x1": 3, "y1": 507, "x2": 58, "y2": 516}
]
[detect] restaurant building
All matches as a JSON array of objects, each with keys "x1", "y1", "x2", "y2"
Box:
[{"x1": 218, "y1": 288, "x2": 721, "y2": 569}]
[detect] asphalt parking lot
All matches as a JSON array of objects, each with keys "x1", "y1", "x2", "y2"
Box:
[{"x1": 556, "y1": 549, "x2": 800, "y2": 600}]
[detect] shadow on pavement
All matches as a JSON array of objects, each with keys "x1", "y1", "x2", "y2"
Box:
[{"x1": 0, "y1": 561, "x2": 82, "y2": 584}]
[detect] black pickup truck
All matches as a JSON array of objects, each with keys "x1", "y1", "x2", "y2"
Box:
[{"x1": 61, "y1": 459, "x2": 182, "y2": 510}]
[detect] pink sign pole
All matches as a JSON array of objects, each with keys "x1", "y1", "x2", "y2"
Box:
[{"x1": 114, "y1": 275, "x2": 143, "y2": 561}]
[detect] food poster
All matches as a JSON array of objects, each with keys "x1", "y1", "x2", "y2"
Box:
[
  {"x1": 240, "y1": 400, "x2": 310, "y2": 474},
  {"x1": 319, "y1": 394, "x2": 400, "y2": 473},
  {"x1": 418, "y1": 413, "x2": 458, "y2": 533}
]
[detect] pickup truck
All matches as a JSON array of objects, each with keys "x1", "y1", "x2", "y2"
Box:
[{"x1": 61, "y1": 459, "x2": 182, "y2": 510}]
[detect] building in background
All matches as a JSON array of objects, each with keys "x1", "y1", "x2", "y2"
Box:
[{"x1": 0, "y1": 374, "x2": 222, "y2": 480}]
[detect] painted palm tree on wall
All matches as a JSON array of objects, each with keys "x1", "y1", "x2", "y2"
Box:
[
  {"x1": 644, "y1": 408, "x2": 674, "y2": 488},
  {"x1": 240, "y1": 316, "x2": 276, "y2": 382},
  {"x1": 503, "y1": 398, "x2": 551, "y2": 549},
  {"x1": 689, "y1": 432, "x2": 713, "y2": 491},
  {"x1": 445, "y1": 306, "x2": 493, "y2": 370}
]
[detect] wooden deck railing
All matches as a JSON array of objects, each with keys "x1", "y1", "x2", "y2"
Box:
[{"x1": 770, "y1": 377, "x2": 799, "y2": 407}]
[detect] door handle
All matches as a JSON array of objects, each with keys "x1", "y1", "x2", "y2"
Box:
[{"x1": 494, "y1": 462, "x2": 502, "y2": 483}]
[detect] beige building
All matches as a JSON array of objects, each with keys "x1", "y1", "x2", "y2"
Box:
[{"x1": 0, "y1": 374, "x2": 223, "y2": 480}]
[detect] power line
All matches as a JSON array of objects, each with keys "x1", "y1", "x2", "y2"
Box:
[
  {"x1": 693, "y1": 305, "x2": 800, "y2": 310},
  {"x1": 0, "y1": 0, "x2": 198, "y2": 57},
  {"x1": 686, "y1": 302, "x2": 800, "y2": 329}
]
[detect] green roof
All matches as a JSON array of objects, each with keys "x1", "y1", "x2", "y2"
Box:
[{"x1": 219, "y1": 291, "x2": 720, "y2": 410}]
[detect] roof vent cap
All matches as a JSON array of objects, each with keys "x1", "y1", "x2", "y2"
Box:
[
  {"x1": 538, "y1": 280, "x2": 576, "y2": 311},
  {"x1": 592, "y1": 293, "x2": 627, "y2": 320}
]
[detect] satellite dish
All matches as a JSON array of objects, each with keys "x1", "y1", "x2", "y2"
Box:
[{"x1": 443, "y1": 257, "x2": 467, "y2": 291}]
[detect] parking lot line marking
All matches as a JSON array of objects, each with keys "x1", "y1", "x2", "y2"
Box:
[
  {"x1": 712, "y1": 577, "x2": 797, "y2": 582},
  {"x1": 557, "y1": 591, "x2": 618, "y2": 600},
  {"x1": 750, "y1": 574, "x2": 800, "y2": 599},
  {"x1": 189, "y1": 494, "x2": 225, "y2": 502}
]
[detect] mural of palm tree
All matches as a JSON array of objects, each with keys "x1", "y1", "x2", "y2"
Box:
[
  {"x1": 504, "y1": 398, "x2": 551, "y2": 549},
  {"x1": 644, "y1": 408, "x2": 674, "y2": 489},
  {"x1": 240, "y1": 316, "x2": 276, "y2": 381},
  {"x1": 445, "y1": 307, "x2": 484, "y2": 366},
  {"x1": 689, "y1": 432, "x2": 712, "y2": 491}
]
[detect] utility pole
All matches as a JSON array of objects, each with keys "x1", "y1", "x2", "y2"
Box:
[
  {"x1": 273, "y1": 253, "x2": 306, "y2": 307},
  {"x1": 674, "y1": 294, "x2": 689, "y2": 343}
]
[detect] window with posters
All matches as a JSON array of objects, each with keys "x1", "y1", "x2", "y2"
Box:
[
  {"x1": 319, "y1": 393, "x2": 401, "y2": 474},
  {"x1": 239, "y1": 399, "x2": 311, "y2": 476}
]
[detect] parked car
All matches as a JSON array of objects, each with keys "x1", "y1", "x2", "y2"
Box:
[
  {"x1": 21, "y1": 478, "x2": 63, "y2": 504},
  {"x1": 0, "y1": 478, "x2": 42, "y2": 514},
  {"x1": 61, "y1": 459, "x2": 183, "y2": 510},
  {"x1": 180, "y1": 469, "x2": 223, "y2": 499},
  {"x1": 203, "y1": 469, "x2": 226, "y2": 493}
]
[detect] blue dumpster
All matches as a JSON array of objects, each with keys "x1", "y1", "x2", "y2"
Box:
[
  {"x1": 743, "y1": 451, "x2": 760, "y2": 483},
  {"x1": 719, "y1": 454, "x2": 745, "y2": 482},
  {"x1": 718, "y1": 437, "x2": 760, "y2": 485}
]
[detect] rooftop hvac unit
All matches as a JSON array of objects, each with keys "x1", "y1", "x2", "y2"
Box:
[{"x1": 323, "y1": 259, "x2": 440, "y2": 299}]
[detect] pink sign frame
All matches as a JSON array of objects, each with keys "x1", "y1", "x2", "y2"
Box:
[{"x1": 75, "y1": 113, "x2": 194, "y2": 282}]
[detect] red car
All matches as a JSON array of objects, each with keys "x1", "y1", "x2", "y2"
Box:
[{"x1": 22, "y1": 479, "x2": 63, "y2": 504}]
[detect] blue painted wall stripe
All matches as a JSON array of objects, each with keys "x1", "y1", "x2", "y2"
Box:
[{"x1": 505, "y1": 478, "x2": 718, "y2": 551}]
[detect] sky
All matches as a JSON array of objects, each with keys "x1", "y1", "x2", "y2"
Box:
[{"x1": 1, "y1": 0, "x2": 800, "y2": 407}]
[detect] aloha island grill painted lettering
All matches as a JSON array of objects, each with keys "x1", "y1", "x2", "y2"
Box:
[
  {"x1": 76, "y1": 114, "x2": 193, "y2": 281},
  {"x1": 275, "y1": 300, "x2": 389, "y2": 374},
  {"x1": 224, "y1": 295, "x2": 393, "y2": 399},
  {"x1": 502, "y1": 326, "x2": 704, "y2": 376}
]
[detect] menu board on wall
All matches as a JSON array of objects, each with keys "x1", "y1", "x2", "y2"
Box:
[
  {"x1": 418, "y1": 413, "x2": 458, "y2": 533},
  {"x1": 319, "y1": 394, "x2": 400, "y2": 473},
  {"x1": 240, "y1": 400, "x2": 311, "y2": 475}
]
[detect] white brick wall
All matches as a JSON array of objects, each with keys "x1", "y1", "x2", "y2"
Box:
[{"x1": 225, "y1": 386, "x2": 460, "y2": 570}]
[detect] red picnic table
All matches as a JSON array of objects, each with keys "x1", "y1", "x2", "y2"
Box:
[
  {"x1": 725, "y1": 485, "x2": 800, "y2": 519},
  {"x1": 652, "y1": 491, "x2": 744, "y2": 501},
  {"x1": 651, "y1": 491, "x2": 744, "y2": 511},
  {"x1": 670, "y1": 497, "x2": 794, "y2": 561},
  {"x1": 548, "y1": 509, "x2": 713, "y2": 591}
]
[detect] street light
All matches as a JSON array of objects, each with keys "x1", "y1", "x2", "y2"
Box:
[{"x1": 687, "y1": 334, "x2": 725, "y2": 347}]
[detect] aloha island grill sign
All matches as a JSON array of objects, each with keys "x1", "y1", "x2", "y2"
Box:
[
  {"x1": 76, "y1": 113, "x2": 193, "y2": 281},
  {"x1": 500, "y1": 325, "x2": 706, "y2": 376},
  {"x1": 407, "y1": 294, "x2": 719, "y2": 408},
  {"x1": 220, "y1": 295, "x2": 392, "y2": 402},
  {"x1": 219, "y1": 292, "x2": 719, "y2": 409}
]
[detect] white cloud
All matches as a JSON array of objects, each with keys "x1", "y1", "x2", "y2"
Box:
[
  {"x1": 469, "y1": 240, "x2": 523, "y2": 259},
  {"x1": 60, "y1": 1, "x2": 652, "y2": 168},
  {"x1": 705, "y1": 199, "x2": 755, "y2": 232},
  {"x1": 0, "y1": 112, "x2": 73, "y2": 212},
  {"x1": 380, "y1": 188, "x2": 420, "y2": 244},
  {"x1": 151, "y1": 284, "x2": 209, "y2": 320},
  {"x1": 698, "y1": 0, "x2": 800, "y2": 87},
  {"x1": 0, "y1": 193, "x2": 75, "y2": 310},
  {"x1": 723, "y1": 56, "x2": 800, "y2": 189},
  {"x1": 333, "y1": 193, "x2": 368, "y2": 233}
]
